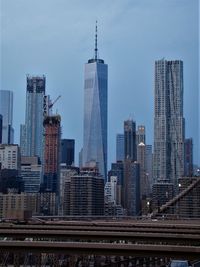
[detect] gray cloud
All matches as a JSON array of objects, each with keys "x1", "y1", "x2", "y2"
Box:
[{"x1": 1, "y1": 0, "x2": 199, "y2": 166}]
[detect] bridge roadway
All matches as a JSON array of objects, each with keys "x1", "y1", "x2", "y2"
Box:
[
  {"x1": 1, "y1": 219, "x2": 200, "y2": 235},
  {"x1": 0, "y1": 228, "x2": 199, "y2": 245},
  {"x1": 0, "y1": 219, "x2": 200, "y2": 260},
  {"x1": 0, "y1": 240, "x2": 200, "y2": 260}
]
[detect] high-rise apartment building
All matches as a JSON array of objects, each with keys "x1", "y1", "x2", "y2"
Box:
[
  {"x1": 82, "y1": 23, "x2": 108, "y2": 180},
  {"x1": 61, "y1": 139, "x2": 75, "y2": 166},
  {"x1": 116, "y1": 134, "x2": 124, "y2": 162},
  {"x1": 153, "y1": 59, "x2": 185, "y2": 190},
  {"x1": 0, "y1": 90, "x2": 14, "y2": 144},
  {"x1": 124, "y1": 119, "x2": 136, "y2": 161},
  {"x1": 184, "y1": 138, "x2": 193, "y2": 177},
  {"x1": 60, "y1": 165, "x2": 79, "y2": 215},
  {"x1": 69, "y1": 168, "x2": 104, "y2": 216},
  {"x1": 43, "y1": 115, "x2": 61, "y2": 194},
  {"x1": 23, "y1": 75, "x2": 46, "y2": 162}
]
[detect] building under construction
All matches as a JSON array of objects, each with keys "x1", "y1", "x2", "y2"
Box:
[{"x1": 43, "y1": 115, "x2": 61, "y2": 195}]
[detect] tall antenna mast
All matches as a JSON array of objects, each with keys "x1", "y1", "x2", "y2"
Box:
[{"x1": 94, "y1": 20, "x2": 98, "y2": 60}]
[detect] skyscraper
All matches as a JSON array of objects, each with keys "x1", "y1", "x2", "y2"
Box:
[
  {"x1": 43, "y1": 115, "x2": 61, "y2": 194},
  {"x1": 123, "y1": 160, "x2": 140, "y2": 216},
  {"x1": 184, "y1": 138, "x2": 193, "y2": 177},
  {"x1": 82, "y1": 23, "x2": 108, "y2": 180},
  {"x1": 116, "y1": 134, "x2": 124, "y2": 162},
  {"x1": 145, "y1": 144, "x2": 153, "y2": 192},
  {"x1": 136, "y1": 125, "x2": 146, "y2": 145},
  {"x1": 23, "y1": 75, "x2": 46, "y2": 162},
  {"x1": 0, "y1": 115, "x2": 2, "y2": 144},
  {"x1": 61, "y1": 139, "x2": 75, "y2": 166},
  {"x1": 124, "y1": 119, "x2": 136, "y2": 161},
  {"x1": 0, "y1": 90, "x2": 14, "y2": 144},
  {"x1": 153, "y1": 59, "x2": 185, "y2": 190},
  {"x1": 137, "y1": 142, "x2": 150, "y2": 199}
]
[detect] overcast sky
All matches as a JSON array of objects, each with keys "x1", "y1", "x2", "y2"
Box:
[{"x1": 1, "y1": 0, "x2": 199, "y2": 167}]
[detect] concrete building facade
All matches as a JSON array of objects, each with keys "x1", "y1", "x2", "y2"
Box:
[{"x1": 0, "y1": 144, "x2": 20, "y2": 170}]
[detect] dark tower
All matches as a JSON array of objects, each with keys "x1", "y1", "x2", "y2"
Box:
[
  {"x1": 61, "y1": 139, "x2": 75, "y2": 166},
  {"x1": 124, "y1": 119, "x2": 136, "y2": 161}
]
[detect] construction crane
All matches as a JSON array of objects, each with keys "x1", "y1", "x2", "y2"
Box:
[
  {"x1": 49, "y1": 95, "x2": 61, "y2": 110},
  {"x1": 43, "y1": 95, "x2": 61, "y2": 117}
]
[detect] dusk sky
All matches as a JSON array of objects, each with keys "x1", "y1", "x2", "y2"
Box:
[{"x1": 1, "y1": 0, "x2": 199, "y2": 166}]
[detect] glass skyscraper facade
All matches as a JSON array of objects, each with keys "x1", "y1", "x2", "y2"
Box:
[
  {"x1": 116, "y1": 134, "x2": 124, "y2": 162},
  {"x1": 153, "y1": 59, "x2": 185, "y2": 190},
  {"x1": 82, "y1": 25, "x2": 108, "y2": 180},
  {"x1": 124, "y1": 119, "x2": 136, "y2": 161},
  {"x1": 23, "y1": 75, "x2": 46, "y2": 163},
  {"x1": 0, "y1": 90, "x2": 14, "y2": 144}
]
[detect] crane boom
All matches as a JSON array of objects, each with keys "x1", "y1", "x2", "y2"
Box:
[{"x1": 49, "y1": 95, "x2": 61, "y2": 109}]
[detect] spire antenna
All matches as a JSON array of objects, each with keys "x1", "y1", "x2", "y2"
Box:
[{"x1": 95, "y1": 20, "x2": 98, "y2": 60}]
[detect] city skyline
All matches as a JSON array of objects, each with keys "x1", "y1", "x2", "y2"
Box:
[{"x1": 1, "y1": 0, "x2": 199, "y2": 166}]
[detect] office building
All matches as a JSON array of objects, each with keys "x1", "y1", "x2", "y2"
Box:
[
  {"x1": 136, "y1": 125, "x2": 146, "y2": 145},
  {"x1": 0, "y1": 144, "x2": 20, "y2": 170},
  {"x1": 43, "y1": 115, "x2": 61, "y2": 194},
  {"x1": 23, "y1": 75, "x2": 46, "y2": 162},
  {"x1": 137, "y1": 142, "x2": 150, "y2": 199},
  {"x1": 21, "y1": 156, "x2": 42, "y2": 193},
  {"x1": 0, "y1": 90, "x2": 14, "y2": 144},
  {"x1": 124, "y1": 119, "x2": 136, "y2": 161},
  {"x1": 108, "y1": 161, "x2": 124, "y2": 186},
  {"x1": 108, "y1": 161, "x2": 124, "y2": 206},
  {"x1": 105, "y1": 176, "x2": 118, "y2": 204},
  {"x1": 184, "y1": 138, "x2": 193, "y2": 177},
  {"x1": 82, "y1": 23, "x2": 108, "y2": 180},
  {"x1": 116, "y1": 134, "x2": 124, "y2": 162},
  {"x1": 0, "y1": 115, "x2": 2, "y2": 143},
  {"x1": 145, "y1": 145, "x2": 153, "y2": 192},
  {"x1": 153, "y1": 59, "x2": 185, "y2": 190},
  {"x1": 20, "y1": 124, "x2": 26, "y2": 157},
  {"x1": 104, "y1": 176, "x2": 124, "y2": 216},
  {"x1": 61, "y1": 139, "x2": 75, "y2": 166},
  {"x1": 123, "y1": 160, "x2": 140, "y2": 216}
]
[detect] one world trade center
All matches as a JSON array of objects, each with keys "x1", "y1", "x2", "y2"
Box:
[{"x1": 82, "y1": 23, "x2": 108, "y2": 180}]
